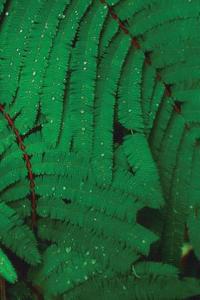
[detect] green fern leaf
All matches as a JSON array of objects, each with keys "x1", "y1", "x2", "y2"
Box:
[{"x1": 0, "y1": 248, "x2": 17, "y2": 283}]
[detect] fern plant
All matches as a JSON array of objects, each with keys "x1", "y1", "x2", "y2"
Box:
[{"x1": 1, "y1": 0, "x2": 200, "y2": 299}]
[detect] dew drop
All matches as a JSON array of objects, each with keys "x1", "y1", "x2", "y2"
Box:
[{"x1": 66, "y1": 247, "x2": 71, "y2": 253}]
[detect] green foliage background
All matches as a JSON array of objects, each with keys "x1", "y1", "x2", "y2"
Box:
[{"x1": 0, "y1": 0, "x2": 200, "y2": 299}]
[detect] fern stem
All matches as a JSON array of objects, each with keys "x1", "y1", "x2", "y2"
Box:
[
  {"x1": 0, "y1": 278, "x2": 6, "y2": 300},
  {"x1": 0, "y1": 103, "x2": 37, "y2": 229},
  {"x1": 99, "y1": 0, "x2": 174, "y2": 104}
]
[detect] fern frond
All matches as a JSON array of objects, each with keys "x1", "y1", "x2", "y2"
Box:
[
  {"x1": 0, "y1": 0, "x2": 45, "y2": 106},
  {"x1": 118, "y1": 49, "x2": 145, "y2": 131},
  {"x1": 0, "y1": 203, "x2": 40, "y2": 265},
  {"x1": 37, "y1": 196, "x2": 157, "y2": 255},
  {"x1": 141, "y1": 65, "x2": 157, "y2": 133},
  {"x1": 98, "y1": 14, "x2": 119, "y2": 58},
  {"x1": 127, "y1": 0, "x2": 200, "y2": 37},
  {"x1": 0, "y1": 247, "x2": 17, "y2": 283},
  {"x1": 92, "y1": 32, "x2": 131, "y2": 185},
  {"x1": 122, "y1": 134, "x2": 163, "y2": 208},
  {"x1": 65, "y1": 261, "x2": 200, "y2": 300},
  {"x1": 9, "y1": 0, "x2": 71, "y2": 133},
  {"x1": 42, "y1": 0, "x2": 92, "y2": 148},
  {"x1": 38, "y1": 219, "x2": 139, "y2": 274},
  {"x1": 64, "y1": 1, "x2": 107, "y2": 160},
  {"x1": 148, "y1": 81, "x2": 165, "y2": 130},
  {"x1": 33, "y1": 243, "x2": 101, "y2": 296},
  {"x1": 149, "y1": 96, "x2": 174, "y2": 158}
]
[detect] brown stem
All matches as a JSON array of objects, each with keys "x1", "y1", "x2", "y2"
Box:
[
  {"x1": 0, "y1": 103, "x2": 37, "y2": 229},
  {"x1": 0, "y1": 278, "x2": 6, "y2": 300}
]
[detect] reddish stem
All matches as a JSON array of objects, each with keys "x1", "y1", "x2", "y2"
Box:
[{"x1": 0, "y1": 103, "x2": 37, "y2": 229}]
